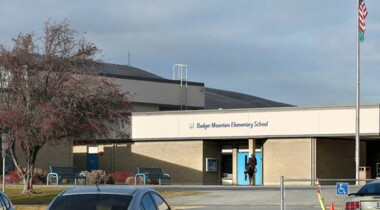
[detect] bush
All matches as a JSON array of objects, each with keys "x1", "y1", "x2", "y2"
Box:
[
  {"x1": 32, "y1": 176, "x2": 44, "y2": 185},
  {"x1": 33, "y1": 168, "x2": 47, "y2": 185},
  {"x1": 2, "y1": 169, "x2": 47, "y2": 185},
  {"x1": 5, "y1": 171, "x2": 21, "y2": 184},
  {"x1": 104, "y1": 174, "x2": 114, "y2": 184},
  {"x1": 125, "y1": 176, "x2": 136, "y2": 185},
  {"x1": 81, "y1": 170, "x2": 107, "y2": 185},
  {"x1": 111, "y1": 171, "x2": 134, "y2": 184}
]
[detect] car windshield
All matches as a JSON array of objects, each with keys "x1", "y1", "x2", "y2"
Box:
[
  {"x1": 49, "y1": 194, "x2": 133, "y2": 210},
  {"x1": 356, "y1": 182, "x2": 380, "y2": 195}
]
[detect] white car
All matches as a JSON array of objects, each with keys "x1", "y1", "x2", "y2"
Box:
[
  {"x1": 345, "y1": 180, "x2": 380, "y2": 210},
  {"x1": 47, "y1": 186, "x2": 171, "y2": 210}
]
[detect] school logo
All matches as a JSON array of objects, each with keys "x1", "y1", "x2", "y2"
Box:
[{"x1": 189, "y1": 123, "x2": 194, "y2": 129}]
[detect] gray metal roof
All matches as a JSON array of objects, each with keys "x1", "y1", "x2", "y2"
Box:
[{"x1": 205, "y1": 87, "x2": 292, "y2": 109}]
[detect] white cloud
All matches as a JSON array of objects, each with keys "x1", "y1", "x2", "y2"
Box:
[{"x1": 0, "y1": 0, "x2": 378, "y2": 106}]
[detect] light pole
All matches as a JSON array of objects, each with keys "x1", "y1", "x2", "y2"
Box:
[{"x1": 1, "y1": 132, "x2": 8, "y2": 192}]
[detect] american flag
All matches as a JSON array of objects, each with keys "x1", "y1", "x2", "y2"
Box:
[{"x1": 359, "y1": 0, "x2": 368, "y2": 33}]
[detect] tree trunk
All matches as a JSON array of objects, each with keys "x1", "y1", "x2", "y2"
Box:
[
  {"x1": 9, "y1": 139, "x2": 38, "y2": 194},
  {"x1": 21, "y1": 172, "x2": 34, "y2": 194}
]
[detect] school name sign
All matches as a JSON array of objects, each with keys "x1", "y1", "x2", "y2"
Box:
[{"x1": 190, "y1": 121, "x2": 269, "y2": 130}]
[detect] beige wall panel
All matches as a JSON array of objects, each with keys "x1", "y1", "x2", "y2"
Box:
[
  {"x1": 263, "y1": 138, "x2": 312, "y2": 185},
  {"x1": 98, "y1": 144, "x2": 114, "y2": 173},
  {"x1": 318, "y1": 109, "x2": 378, "y2": 134},
  {"x1": 73, "y1": 145, "x2": 87, "y2": 171},
  {"x1": 316, "y1": 139, "x2": 366, "y2": 179},
  {"x1": 113, "y1": 78, "x2": 204, "y2": 107},
  {"x1": 132, "y1": 106, "x2": 380, "y2": 140},
  {"x1": 15, "y1": 141, "x2": 73, "y2": 173},
  {"x1": 132, "y1": 103, "x2": 160, "y2": 112},
  {"x1": 133, "y1": 115, "x2": 180, "y2": 139},
  {"x1": 109, "y1": 141, "x2": 204, "y2": 184},
  {"x1": 203, "y1": 141, "x2": 219, "y2": 184}
]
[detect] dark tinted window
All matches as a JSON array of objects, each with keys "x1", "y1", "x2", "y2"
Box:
[
  {"x1": 141, "y1": 193, "x2": 156, "y2": 210},
  {"x1": 0, "y1": 195, "x2": 5, "y2": 210},
  {"x1": 49, "y1": 194, "x2": 132, "y2": 210},
  {"x1": 0, "y1": 195, "x2": 11, "y2": 209},
  {"x1": 357, "y1": 182, "x2": 380, "y2": 194},
  {"x1": 151, "y1": 192, "x2": 170, "y2": 210}
]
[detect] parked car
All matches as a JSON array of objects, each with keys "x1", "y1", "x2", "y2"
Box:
[
  {"x1": 0, "y1": 191, "x2": 15, "y2": 210},
  {"x1": 47, "y1": 186, "x2": 171, "y2": 210},
  {"x1": 345, "y1": 180, "x2": 380, "y2": 210}
]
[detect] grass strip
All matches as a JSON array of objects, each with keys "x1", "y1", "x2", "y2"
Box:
[{"x1": 3, "y1": 185, "x2": 204, "y2": 206}]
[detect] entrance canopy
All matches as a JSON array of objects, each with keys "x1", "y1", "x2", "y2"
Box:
[{"x1": 132, "y1": 105, "x2": 380, "y2": 140}]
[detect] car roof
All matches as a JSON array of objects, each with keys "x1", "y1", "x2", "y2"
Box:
[
  {"x1": 59, "y1": 186, "x2": 153, "y2": 196},
  {"x1": 361, "y1": 180, "x2": 380, "y2": 187}
]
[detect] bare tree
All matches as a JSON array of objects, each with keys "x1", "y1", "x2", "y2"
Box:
[{"x1": 0, "y1": 20, "x2": 132, "y2": 194}]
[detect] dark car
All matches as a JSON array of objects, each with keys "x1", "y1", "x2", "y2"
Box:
[
  {"x1": 46, "y1": 186, "x2": 171, "y2": 210},
  {"x1": 345, "y1": 180, "x2": 380, "y2": 210}
]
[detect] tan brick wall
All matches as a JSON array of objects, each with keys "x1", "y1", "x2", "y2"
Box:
[
  {"x1": 316, "y1": 138, "x2": 366, "y2": 179},
  {"x1": 84, "y1": 140, "x2": 205, "y2": 184},
  {"x1": 367, "y1": 142, "x2": 380, "y2": 178},
  {"x1": 133, "y1": 140, "x2": 203, "y2": 184},
  {"x1": 263, "y1": 138, "x2": 312, "y2": 185},
  {"x1": 15, "y1": 140, "x2": 73, "y2": 173},
  {"x1": 203, "y1": 141, "x2": 219, "y2": 184},
  {"x1": 73, "y1": 145, "x2": 88, "y2": 171}
]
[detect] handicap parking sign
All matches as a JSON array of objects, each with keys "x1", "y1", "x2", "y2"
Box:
[{"x1": 336, "y1": 182, "x2": 349, "y2": 195}]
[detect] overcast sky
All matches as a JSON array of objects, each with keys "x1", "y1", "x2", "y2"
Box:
[{"x1": 0, "y1": 0, "x2": 379, "y2": 107}]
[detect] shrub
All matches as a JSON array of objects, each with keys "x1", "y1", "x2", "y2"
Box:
[
  {"x1": 125, "y1": 176, "x2": 134, "y2": 185},
  {"x1": 104, "y1": 174, "x2": 114, "y2": 184},
  {"x1": 1, "y1": 169, "x2": 47, "y2": 185},
  {"x1": 33, "y1": 168, "x2": 47, "y2": 185},
  {"x1": 5, "y1": 171, "x2": 21, "y2": 184},
  {"x1": 81, "y1": 170, "x2": 107, "y2": 185},
  {"x1": 111, "y1": 171, "x2": 134, "y2": 184},
  {"x1": 32, "y1": 176, "x2": 44, "y2": 185}
]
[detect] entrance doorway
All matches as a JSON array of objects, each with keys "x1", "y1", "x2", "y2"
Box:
[
  {"x1": 221, "y1": 154, "x2": 233, "y2": 184},
  {"x1": 237, "y1": 152, "x2": 249, "y2": 185},
  {"x1": 237, "y1": 151, "x2": 262, "y2": 185},
  {"x1": 87, "y1": 146, "x2": 99, "y2": 171},
  {"x1": 221, "y1": 145, "x2": 233, "y2": 185}
]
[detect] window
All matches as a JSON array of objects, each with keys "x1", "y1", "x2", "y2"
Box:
[
  {"x1": 141, "y1": 193, "x2": 156, "y2": 210},
  {"x1": 48, "y1": 194, "x2": 132, "y2": 210},
  {"x1": 88, "y1": 146, "x2": 98, "y2": 154},
  {"x1": 0, "y1": 195, "x2": 5, "y2": 210},
  {"x1": 0, "y1": 195, "x2": 11, "y2": 209},
  {"x1": 206, "y1": 158, "x2": 217, "y2": 172},
  {"x1": 151, "y1": 192, "x2": 170, "y2": 210}
]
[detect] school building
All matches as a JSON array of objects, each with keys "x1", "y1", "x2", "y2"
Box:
[{"x1": 30, "y1": 64, "x2": 380, "y2": 185}]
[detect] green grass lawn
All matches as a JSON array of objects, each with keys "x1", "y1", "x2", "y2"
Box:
[
  {"x1": 4, "y1": 185, "x2": 64, "y2": 205},
  {"x1": 3, "y1": 185, "x2": 202, "y2": 210}
]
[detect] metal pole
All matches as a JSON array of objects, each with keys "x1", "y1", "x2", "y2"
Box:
[
  {"x1": 280, "y1": 176, "x2": 284, "y2": 210},
  {"x1": 355, "y1": 0, "x2": 360, "y2": 185},
  {"x1": 2, "y1": 151, "x2": 4, "y2": 193},
  {"x1": 1, "y1": 132, "x2": 8, "y2": 193}
]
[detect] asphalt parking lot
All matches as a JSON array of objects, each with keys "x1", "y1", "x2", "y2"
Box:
[
  {"x1": 155, "y1": 185, "x2": 351, "y2": 210},
  {"x1": 156, "y1": 185, "x2": 282, "y2": 210}
]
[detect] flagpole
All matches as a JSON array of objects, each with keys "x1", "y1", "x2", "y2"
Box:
[{"x1": 355, "y1": 0, "x2": 360, "y2": 185}]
